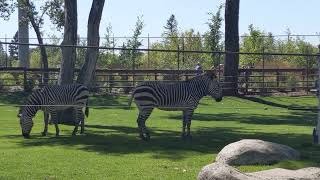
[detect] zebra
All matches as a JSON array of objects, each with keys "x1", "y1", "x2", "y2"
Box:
[
  {"x1": 128, "y1": 72, "x2": 223, "y2": 141},
  {"x1": 18, "y1": 84, "x2": 89, "y2": 138}
]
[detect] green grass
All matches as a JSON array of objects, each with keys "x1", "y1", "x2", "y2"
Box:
[{"x1": 0, "y1": 93, "x2": 320, "y2": 179}]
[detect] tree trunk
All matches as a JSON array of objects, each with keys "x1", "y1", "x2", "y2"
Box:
[
  {"x1": 224, "y1": 0, "x2": 240, "y2": 96},
  {"x1": 77, "y1": 0, "x2": 105, "y2": 86},
  {"x1": 58, "y1": 0, "x2": 77, "y2": 85},
  {"x1": 24, "y1": 0, "x2": 49, "y2": 86},
  {"x1": 18, "y1": 0, "x2": 29, "y2": 68}
]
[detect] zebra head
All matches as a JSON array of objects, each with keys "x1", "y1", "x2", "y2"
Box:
[
  {"x1": 205, "y1": 72, "x2": 223, "y2": 102},
  {"x1": 17, "y1": 106, "x2": 33, "y2": 138}
]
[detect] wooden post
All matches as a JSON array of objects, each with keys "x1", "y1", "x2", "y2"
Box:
[
  {"x1": 262, "y1": 47, "x2": 265, "y2": 95},
  {"x1": 276, "y1": 70, "x2": 280, "y2": 91},
  {"x1": 155, "y1": 72, "x2": 158, "y2": 81}
]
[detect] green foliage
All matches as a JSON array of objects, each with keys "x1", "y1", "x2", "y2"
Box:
[
  {"x1": 204, "y1": 4, "x2": 224, "y2": 67},
  {"x1": 180, "y1": 29, "x2": 204, "y2": 69},
  {"x1": 43, "y1": 0, "x2": 64, "y2": 31},
  {"x1": 163, "y1": 14, "x2": 178, "y2": 39},
  {"x1": 240, "y1": 25, "x2": 276, "y2": 67},
  {"x1": 8, "y1": 31, "x2": 18, "y2": 64},
  {"x1": 0, "y1": 0, "x2": 13, "y2": 20},
  {"x1": 0, "y1": 41, "x2": 7, "y2": 66},
  {"x1": 29, "y1": 48, "x2": 41, "y2": 68},
  {"x1": 118, "y1": 16, "x2": 144, "y2": 70}
]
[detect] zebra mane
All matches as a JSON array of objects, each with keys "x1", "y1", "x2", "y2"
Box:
[{"x1": 187, "y1": 73, "x2": 215, "y2": 82}]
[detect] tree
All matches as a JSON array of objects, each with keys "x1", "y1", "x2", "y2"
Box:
[
  {"x1": 58, "y1": 0, "x2": 77, "y2": 85},
  {"x1": 9, "y1": 31, "x2": 18, "y2": 63},
  {"x1": 163, "y1": 14, "x2": 179, "y2": 69},
  {"x1": 23, "y1": 0, "x2": 50, "y2": 84},
  {"x1": 205, "y1": 4, "x2": 224, "y2": 67},
  {"x1": 224, "y1": 0, "x2": 240, "y2": 96},
  {"x1": 118, "y1": 16, "x2": 144, "y2": 70},
  {"x1": 180, "y1": 29, "x2": 203, "y2": 69},
  {"x1": 1, "y1": 0, "x2": 65, "y2": 84},
  {"x1": 0, "y1": 0, "x2": 13, "y2": 20},
  {"x1": 18, "y1": 0, "x2": 29, "y2": 68},
  {"x1": 163, "y1": 14, "x2": 178, "y2": 38},
  {"x1": 241, "y1": 25, "x2": 264, "y2": 66},
  {"x1": 0, "y1": 41, "x2": 6, "y2": 66},
  {"x1": 77, "y1": 0, "x2": 106, "y2": 86}
]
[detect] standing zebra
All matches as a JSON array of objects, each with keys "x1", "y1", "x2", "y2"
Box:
[
  {"x1": 128, "y1": 72, "x2": 223, "y2": 141},
  {"x1": 18, "y1": 84, "x2": 89, "y2": 138}
]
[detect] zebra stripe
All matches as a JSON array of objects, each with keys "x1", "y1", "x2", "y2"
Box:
[
  {"x1": 129, "y1": 72, "x2": 223, "y2": 141},
  {"x1": 18, "y1": 84, "x2": 89, "y2": 138}
]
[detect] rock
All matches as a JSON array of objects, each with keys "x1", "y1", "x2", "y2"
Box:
[
  {"x1": 197, "y1": 162, "x2": 253, "y2": 180},
  {"x1": 198, "y1": 162, "x2": 320, "y2": 180},
  {"x1": 216, "y1": 139, "x2": 300, "y2": 165},
  {"x1": 248, "y1": 167, "x2": 320, "y2": 180}
]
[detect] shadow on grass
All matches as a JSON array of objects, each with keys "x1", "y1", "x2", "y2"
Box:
[
  {"x1": 5, "y1": 121, "x2": 320, "y2": 163},
  {"x1": 165, "y1": 112, "x2": 316, "y2": 126},
  {"x1": 87, "y1": 94, "x2": 131, "y2": 110},
  {"x1": 239, "y1": 96, "x2": 317, "y2": 112},
  {"x1": 0, "y1": 92, "x2": 133, "y2": 110}
]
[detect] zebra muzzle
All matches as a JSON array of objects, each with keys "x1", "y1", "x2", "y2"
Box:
[{"x1": 215, "y1": 97, "x2": 222, "y2": 102}]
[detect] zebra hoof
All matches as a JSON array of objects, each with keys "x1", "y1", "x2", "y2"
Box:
[
  {"x1": 140, "y1": 134, "x2": 150, "y2": 141},
  {"x1": 182, "y1": 134, "x2": 192, "y2": 140}
]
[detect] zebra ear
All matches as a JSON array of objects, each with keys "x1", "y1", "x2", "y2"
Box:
[{"x1": 17, "y1": 113, "x2": 21, "y2": 118}]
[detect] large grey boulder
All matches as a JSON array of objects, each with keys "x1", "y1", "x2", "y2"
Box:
[
  {"x1": 198, "y1": 162, "x2": 320, "y2": 180},
  {"x1": 216, "y1": 139, "x2": 300, "y2": 165},
  {"x1": 248, "y1": 167, "x2": 320, "y2": 180},
  {"x1": 197, "y1": 162, "x2": 253, "y2": 180}
]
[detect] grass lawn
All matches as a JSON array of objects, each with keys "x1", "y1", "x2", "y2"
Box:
[{"x1": 0, "y1": 92, "x2": 319, "y2": 179}]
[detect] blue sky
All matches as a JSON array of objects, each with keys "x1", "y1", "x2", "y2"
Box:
[{"x1": 0, "y1": 0, "x2": 319, "y2": 42}]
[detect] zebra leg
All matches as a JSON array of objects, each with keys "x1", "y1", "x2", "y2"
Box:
[
  {"x1": 181, "y1": 110, "x2": 187, "y2": 139},
  {"x1": 72, "y1": 108, "x2": 83, "y2": 136},
  {"x1": 184, "y1": 109, "x2": 194, "y2": 140},
  {"x1": 51, "y1": 112, "x2": 60, "y2": 137},
  {"x1": 80, "y1": 111, "x2": 85, "y2": 134},
  {"x1": 137, "y1": 108, "x2": 153, "y2": 141},
  {"x1": 41, "y1": 111, "x2": 49, "y2": 136}
]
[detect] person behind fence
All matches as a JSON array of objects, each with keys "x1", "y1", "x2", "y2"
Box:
[{"x1": 195, "y1": 62, "x2": 203, "y2": 75}]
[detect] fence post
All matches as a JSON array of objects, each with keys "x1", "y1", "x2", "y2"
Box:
[
  {"x1": 316, "y1": 45, "x2": 320, "y2": 144},
  {"x1": 262, "y1": 47, "x2": 265, "y2": 95},
  {"x1": 182, "y1": 37, "x2": 185, "y2": 67},
  {"x1": 177, "y1": 41, "x2": 180, "y2": 70},
  {"x1": 147, "y1": 34, "x2": 150, "y2": 69},
  {"x1": 23, "y1": 67, "x2": 27, "y2": 91},
  {"x1": 306, "y1": 56, "x2": 310, "y2": 94},
  {"x1": 5, "y1": 34, "x2": 8, "y2": 67},
  {"x1": 245, "y1": 69, "x2": 249, "y2": 95},
  {"x1": 276, "y1": 69, "x2": 280, "y2": 91}
]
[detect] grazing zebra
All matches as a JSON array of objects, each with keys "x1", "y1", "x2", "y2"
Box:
[
  {"x1": 128, "y1": 72, "x2": 223, "y2": 141},
  {"x1": 18, "y1": 84, "x2": 89, "y2": 138}
]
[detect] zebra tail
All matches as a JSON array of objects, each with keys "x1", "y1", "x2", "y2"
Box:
[
  {"x1": 85, "y1": 99, "x2": 89, "y2": 117},
  {"x1": 85, "y1": 107, "x2": 89, "y2": 117}
]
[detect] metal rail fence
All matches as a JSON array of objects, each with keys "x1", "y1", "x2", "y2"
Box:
[{"x1": 0, "y1": 67, "x2": 316, "y2": 95}]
